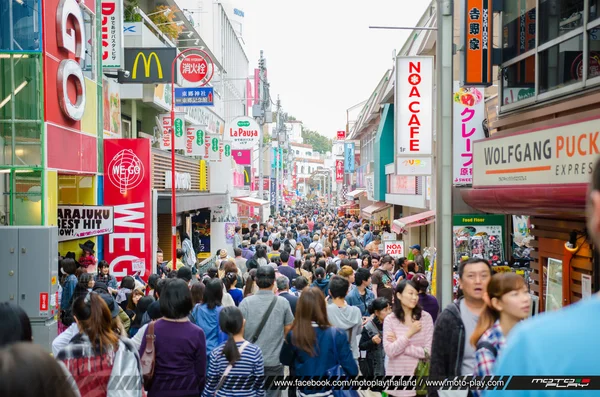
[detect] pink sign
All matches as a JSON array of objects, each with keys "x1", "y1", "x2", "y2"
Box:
[
  {"x1": 389, "y1": 175, "x2": 417, "y2": 195},
  {"x1": 232, "y1": 149, "x2": 252, "y2": 165}
]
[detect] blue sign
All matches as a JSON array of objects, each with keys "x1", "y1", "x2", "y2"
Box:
[
  {"x1": 344, "y1": 143, "x2": 355, "y2": 173},
  {"x1": 174, "y1": 87, "x2": 214, "y2": 106},
  {"x1": 270, "y1": 178, "x2": 276, "y2": 207},
  {"x1": 234, "y1": 8, "x2": 245, "y2": 17}
]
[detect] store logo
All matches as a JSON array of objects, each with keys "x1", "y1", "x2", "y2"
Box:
[
  {"x1": 531, "y1": 379, "x2": 590, "y2": 389},
  {"x1": 132, "y1": 52, "x2": 162, "y2": 80},
  {"x1": 107, "y1": 149, "x2": 145, "y2": 194}
]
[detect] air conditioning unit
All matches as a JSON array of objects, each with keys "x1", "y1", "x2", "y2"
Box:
[{"x1": 122, "y1": 119, "x2": 132, "y2": 139}]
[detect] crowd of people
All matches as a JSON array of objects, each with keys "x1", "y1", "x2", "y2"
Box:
[{"x1": 3, "y1": 157, "x2": 600, "y2": 397}]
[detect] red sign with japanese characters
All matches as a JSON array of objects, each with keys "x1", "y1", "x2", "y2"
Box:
[
  {"x1": 179, "y1": 51, "x2": 214, "y2": 85},
  {"x1": 336, "y1": 160, "x2": 344, "y2": 182},
  {"x1": 453, "y1": 82, "x2": 485, "y2": 185},
  {"x1": 39, "y1": 292, "x2": 49, "y2": 312},
  {"x1": 464, "y1": 0, "x2": 493, "y2": 86},
  {"x1": 103, "y1": 139, "x2": 153, "y2": 282},
  {"x1": 337, "y1": 130, "x2": 346, "y2": 140}
]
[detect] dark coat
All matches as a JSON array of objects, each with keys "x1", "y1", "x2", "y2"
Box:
[{"x1": 278, "y1": 291, "x2": 298, "y2": 315}]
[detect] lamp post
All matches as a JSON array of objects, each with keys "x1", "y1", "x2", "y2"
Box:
[{"x1": 169, "y1": 47, "x2": 214, "y2": 263}]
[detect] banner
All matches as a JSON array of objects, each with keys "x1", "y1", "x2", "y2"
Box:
[
  {"x1": 452, "y1": 82, "x2": 485, "y2": 185},
  {"x1": 463, "y1": 0, "x2": 493, "y2": 86},
  {"x1": 225, "y1": 222, "x2": 236, "y2": 243},
  {"x1": 270, "y1": 178, "x2": 276, "y2": 207},
  {"x1": 185, "y1": 125, "x2": 207, "y2": 157},
  {"x1": 336, "y1": 159, "x2": 344, "y2": 182},
  {"x1": 207, "y1": 134, "x2": 222, "y2": 162},
  {"x1": 159, "y1": 113, "x2": 186, "y2": 151},
  {"x1": 383, "y1": 241, "x2": 405, "y2": 258},
  {"x1": 57, "y1": 205, "x2": 114, "y2": 242},
  {"x1": 102, "y1": 77, "x2": 122, "y2": 138},
  {"x1": 101, "y1": 1, "x2": 124, "y2": 69},
  {"x1": 103, "y1": 139, "x2": 152, "y2": 281},
  {"x1": 344, "y1": 142, "x2": 355, "y2": 173}
]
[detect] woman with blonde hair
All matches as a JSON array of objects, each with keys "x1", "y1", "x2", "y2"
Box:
[{"x1": 471, "y1": 273, "x2": 531, "y2": 380}]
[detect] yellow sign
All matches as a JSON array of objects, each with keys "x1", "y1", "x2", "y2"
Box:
[
  {"x1": 51, "y1": 276, "x2": 57, "y2": 285},
  {"x1": 132, "y1": 52, "x2": 163, "y2": 80}
]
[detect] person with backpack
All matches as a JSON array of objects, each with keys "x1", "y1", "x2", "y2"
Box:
[
  {"x1": 471, "y1": 273, "x2": 530, "y2": 383},
  {"x1": 358, "y1": 297, "x2": 391, "y2": 377},
  {"x1": 326, "y1": 276, "x2": 363, "y2": 363},
  {"x1": 180, "y1": 232, "x2": 197, "y2": 269}
]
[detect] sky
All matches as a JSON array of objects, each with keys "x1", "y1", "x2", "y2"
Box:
[{"x1": 235, "y1": 0, "x2": 432, "y2": 139}]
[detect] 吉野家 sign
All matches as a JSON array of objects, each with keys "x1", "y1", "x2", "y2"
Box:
[
  {"x1": 453, "y1": 82, "x2": 486, "y2": 186},
  {"x1": 396, "y1": 56, "x2": 434, "y2": 172},
  {"x1": 225, "y1": 116, "x2": 261, "y2": 149},
  {"x1": 463, "y1": 0, "x2": 493, "y2": 86},
  {"x1": 383, "y1": 241, "x2": 405, "y2": 258},
  {"x1": 119, "y1": 47, "x2": 177, "y2": 84},
  {"x1": 174, "y1": 87, "x2": 214, "y2": 106},
  {"x1": 57, "y1": 205, "x2": 114, "y2": 242},
  {"x1": 101, "y1": 1, "x2": 124, "y2": 69}
]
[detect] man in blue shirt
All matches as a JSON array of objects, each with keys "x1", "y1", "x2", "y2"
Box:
[
  {"x1": 363, "y1": 224, "x2": 374, "y2": 247},
  {"x1": 485, "y1": 157, "x2": 600, "y2": 397}
]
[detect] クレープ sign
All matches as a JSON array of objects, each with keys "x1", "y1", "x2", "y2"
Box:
[{"x1": 57, "y1": 205, "x2": 114, "y2": 242}]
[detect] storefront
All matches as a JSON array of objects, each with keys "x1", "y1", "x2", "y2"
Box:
[
  {"x1": 232, "y1": 196, "x2": 270, "y2": 228},
  {"x1": 361, "y1": 201, "x2": 392, "y2": 231}
]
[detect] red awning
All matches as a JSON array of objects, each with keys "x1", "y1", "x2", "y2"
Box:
[
  {"x1": 233, "y1": 196, "x2": 270, "y2": 207},
  {"x1": 460, "y1": 184, "x2": 587, "y2": 218},
  {"x1": 392, "y1": 210, "x2": 436, "y2": 234},
  {"x1": 362, "y1": 202, "x2": 392, "y2": 219}
]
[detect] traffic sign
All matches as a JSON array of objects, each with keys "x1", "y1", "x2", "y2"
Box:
[{"x1": 174, "y1": 87, "x2": 214, "y2": 106}]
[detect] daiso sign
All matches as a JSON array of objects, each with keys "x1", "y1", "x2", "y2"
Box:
[{"x1": 103, "y1": 139, "x2": 152, "y2": 281}]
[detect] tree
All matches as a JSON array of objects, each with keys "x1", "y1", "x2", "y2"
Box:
[{"x1": 301, "y1": 126, "x2": 332, "y2": 154}]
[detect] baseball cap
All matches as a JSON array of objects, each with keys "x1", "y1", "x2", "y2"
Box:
[{"x1": 410, "y1": 244, "x2": 421, "y2": 251}]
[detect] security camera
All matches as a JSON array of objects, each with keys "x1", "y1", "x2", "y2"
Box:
[{"x1": 123, "y1": 70, "x2": 131, "y2": 78}]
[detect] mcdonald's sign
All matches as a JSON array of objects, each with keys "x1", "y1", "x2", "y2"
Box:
[{"x1": 119, "y1": 47, "x2": 177, "y2": 84}]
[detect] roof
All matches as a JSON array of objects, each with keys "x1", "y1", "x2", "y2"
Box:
[{"x1": 348, "y1": 70, "x2": 392, "y2": 140}]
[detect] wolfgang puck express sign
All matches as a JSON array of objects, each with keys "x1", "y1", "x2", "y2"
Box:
[{"x1": 473, "y1": 118, "x2": 600, "y2": 187}]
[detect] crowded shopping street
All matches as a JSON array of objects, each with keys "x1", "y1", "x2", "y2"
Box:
[{"x1": 2, "y1": 0, "x2": 600, "y2": 396}]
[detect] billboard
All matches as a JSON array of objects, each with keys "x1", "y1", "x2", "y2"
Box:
[
  {"x1": 101, "y1": 1, "x2": 124, "y2": 69},
  {"x1": 463, "y1": 0, "x2": 493, "y2": 86},
  {"x1": 119, "y1": 48, "x2": 177, "y2": 84}
]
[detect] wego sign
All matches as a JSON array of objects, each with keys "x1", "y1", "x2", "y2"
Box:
[{"x1": 56, "y1": 0, "x2": 87, "y2": 121}]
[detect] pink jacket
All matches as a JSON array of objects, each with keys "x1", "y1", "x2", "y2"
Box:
[{"x1": 383, "y1": 311, "x2": 434, "y2": 397}]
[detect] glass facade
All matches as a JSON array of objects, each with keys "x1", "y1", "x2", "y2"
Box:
[
  {"x1": 501, "y1": 0, "x2": 600, "y2": 110},
  {"x1": 0, "y1": 0, "x2": 42, "y2": 52}
]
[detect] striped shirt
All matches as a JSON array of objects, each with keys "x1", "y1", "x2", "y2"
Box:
[
  {"x1": 383, "y1": 311, "x2": 434, "y2": 397},
  {"x1": 203, "y1": 341, "x2": 265, "y2": 397}
]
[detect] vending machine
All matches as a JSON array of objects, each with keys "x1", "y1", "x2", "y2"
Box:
[{"x1": 0, "y1": 227, "x2": 59, "y2": 352}]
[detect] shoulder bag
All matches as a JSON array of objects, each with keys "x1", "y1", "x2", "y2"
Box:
[
  {"x1": 325, "y1": 328, "x2": 360, "y2": 397},
  {"x1": 213, "y1": 341, "x2": 250, "y2": 396},
  {"x1": 249, "y1": 295, "x2": 278, "y2": 343},
  {"x1": 141, "y1": 320, "x2": 157, "y2": 390}
]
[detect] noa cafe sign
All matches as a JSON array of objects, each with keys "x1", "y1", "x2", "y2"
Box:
[
  {"x1": 383, "y1": 241, "x2": 405, "y2": 258},
  {"x1": 225, "y1": 116, "x2": 260, "y2": 149}
]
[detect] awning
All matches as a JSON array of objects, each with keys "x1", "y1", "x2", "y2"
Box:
[
  {"x1": 361, "y1": 202, "x2": 392, "y2": 219},
  {"x1": 392, "y1": 210, "x2": 436, "y2": 234},
  {"x1": 233, "y1": 196, "x2": 270, "y2": 207},
  {"x1": 346, "y1": 189, "x2": 367, "y2": 200},
  {"x1": 157, "y1": 192, "x2": 227, "y2": 214}
]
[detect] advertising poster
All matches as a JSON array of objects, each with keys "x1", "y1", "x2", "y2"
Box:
[
  {"x1": 58, "y1": 205, "x2": 114, "y2": 242},
  {"x1": 225, "y1": 222, "x2": 236, "y2": 244},
  {"x1": 103, "y1": 78, "x2": 122, "y2": 138},
  {"x1": 546, "y1": 258, "x2": 563, "y2": 311},
  {"x1": 103, "y1": 139, "x2": 152, "y2": 281},
  {"x1": 453, "y1": 214, "x2": 505, "y2": 267},
  {"x1": 512, "y1": 215, "x2": 533, "y2": 262}
]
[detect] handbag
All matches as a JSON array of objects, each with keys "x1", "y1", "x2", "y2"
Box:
[
  {"x1": 325, "y1": 328, "x2": 360, "y2": 397},
  {"x1": 414, "y1": 348, "x2": 430, "y2": 396},
  {"x1": 249, "y1": 296, "x2": 278, "y2": 343},
  {"x1": 141, "y1": 320, "x2": 157, "y2": 390},
  {"x1": 213, "y1": 341, "x2": 250, "y2": 396}
]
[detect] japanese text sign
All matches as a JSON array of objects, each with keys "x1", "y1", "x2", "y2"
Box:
[
  {"x1": 101, "y1": 1, "x2": 124, "y2": 69},
  {"x1": 464, "y1": 0, "x2": 493, "y2": 86},
  {"x1": 336, "y1": 160, "x2": 344, "y2": 182},
  {"x1": 452, "y1": 82, "x2": 485, "y2": 185},
  {"x1": 174, "y1": 87, "x2": 214, "y2": 106},
  {"x1": 158, "y1": 113, "x2": 186, "y2": 151},
  {"x1": 225, "y1": 116, "x2": 260, "y2": 149},
  {"x1": 58, "y1": 205, "x2": 114, "y2": 242},
  {"x1": 337, "y1": 130, "x2": 346, "y2": 140},
  {"x1": 344, "y1": 143, "x2": 355, "y2": 173},
  {"x1": 396, "y1": 56, "x2": 434, "y2": 159},
  {"x1": 185, "y1": 125, "x2": 207, "y2": 157}
]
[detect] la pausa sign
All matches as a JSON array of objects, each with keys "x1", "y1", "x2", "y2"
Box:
[
  {"x1": 473, "y1": 118, "x2": 600, "y2": 187},
  {"x1": 225, "y1": 116, "x2": 260, "y2": 149}
]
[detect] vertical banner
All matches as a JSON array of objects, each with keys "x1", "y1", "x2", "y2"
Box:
[
  {"x1": 396, "y1": 56, "x2": 434, "y2": 176},
  {"x1": 103, "y1": 139, "x2": 152, "y2": 282},
  {"x1": 270, "y1": 178, "x2": 276, "y2": 207},
  {"x1": 452, "y1": 82, "x2": 485, "y2": 185},
  {"x1": 185, "y1": 125, "x2": 207, "y2": 157},
  {"x1": 159, "y1": 113, "x2": 185, "y2": 150},
  {"x1": 464, "y1": 0, "x2": 493, "y2": 86},
  {"x1": 207, "y1": 134, "x2": 222, "y2": 162},
  {"x1": 344, "y1": 143, "x2": 355, "y2": 173},
  {"x1": 335, "y1": 160, "x2": 344, "y2": 182},
  {"x1": 101, "y1": 1, "x2": 124, "y2": 69}
]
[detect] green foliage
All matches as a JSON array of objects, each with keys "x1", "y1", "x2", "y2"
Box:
[
  {"x1": 124, "y1": 0, "x2": 142, "y2": 22},
  {"x1": 149, "y1": 5, "x2": 183, "y2": 40},
  {"x1": 301, "y1": 126, "x2": 332, "y2": 154}
]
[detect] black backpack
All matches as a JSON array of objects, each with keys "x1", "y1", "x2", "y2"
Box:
[{"x1": 476, "y1": 341, "x2": 498, "y2": 357}]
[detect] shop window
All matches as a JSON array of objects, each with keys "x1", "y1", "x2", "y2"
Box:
[
  {"x1": 58, "y1": 175, "x2": 95, "y2": 205},
  {"x1": 539, "y1": 0, "x2": 584, "y2": 45},
  {"x1": 0, "y1": 122, "x2": 41, "y2": 166},
  {"x1": 0, "y1": 0, "x2": 41, "y2": 51},
  {"x1": 501, "y1": 55, "x2": 535, "y2": 105},
  {"x1": 539, "y1": 34, "x2": 583, "y2": 93},
  {"x1": 502, "y1": 0, "x2": 537, "y2": 62},
  {"x1": 0, "y1": 55, "x2": 42, "y2": 122},
  {"x1": 588, "y1": 29, "x2": 600, "y2": 79},
  {"x1": 0, "y1": 169, "x2": 43, "y2": 225},
  {"x1": 591, "y1": 0, "x2": 600, "y2": 20}
]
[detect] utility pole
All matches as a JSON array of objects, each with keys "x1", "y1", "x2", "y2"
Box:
[
  {"x1": 435, "y1": 0, "x2": 454, "y2": 309},
  {"x1": 275, "y1": 97, "x2": 281, "y2": 212},
  {"x1": 257, "y1": 51, "x2": 267, "y2": 201}
]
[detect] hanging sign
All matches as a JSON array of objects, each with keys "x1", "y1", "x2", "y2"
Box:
[
  {"x1": 463, "y1": 0, "x2": 493, "y2": 86},
  {"x1": 57, "y1": 205, "x2": 114, "y2": 242},
  {"x1": 453, "y1": 82, "x2": 485, "y2": 185},
  {"x1": 336, "y1": 160, "x2": 344, "y2": 182},
  {"x1": 396, "y1": 56, "x2": 434, "y2": 169},
  {"x1": 101, "y1": 1, "x2": 124, "y2": 69},
  {"x1": 207, "y1": 134, "x2": 222, "y2": 162},
  {"x1": 337, "y1": 130, "x2": 346, "y2": 140},
  {"x1": 383, "y1": 241, "x2": 405, "y2": 258},
  {"x1": 225, "y1": 116, "x2": 261, "y2": 149},
  {"x1": 179, "y1": 51, "x2": 214, "y2": 85},
  {"x1": 185, "y1": 125, "x2": 207, "y2": 157},
  {"x1": 344, "y1": 143, "x2": 355, "y2": 173},
  {"x1": 159, "y1": 113, "x2": 186, "y2": 150}
]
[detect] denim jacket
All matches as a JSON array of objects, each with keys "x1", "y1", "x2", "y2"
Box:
[{"x1": 345, "y1": 286, "x2": 375, "y2": 317}]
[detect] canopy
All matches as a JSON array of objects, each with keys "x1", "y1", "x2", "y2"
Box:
[
  {"x1": 392, "y1": 210, "x2": 436, "y2": 234},
  {"x1": 346, "y1": 188, "x2": 367, "y2": 200},
  {"x1": 361, "y1": 202, "x2": 392, "y2": 219},
  {"x1": 233, "y1": 196, "x2": 270, "y2": 207}
]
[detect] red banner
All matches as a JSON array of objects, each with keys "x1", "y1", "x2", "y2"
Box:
[
  {"x1": 336, "y1": 160, "x2": 344, "y2": 182},
  {"x1": 103, "y1": 139, "x2": 152, "y2": 282}
]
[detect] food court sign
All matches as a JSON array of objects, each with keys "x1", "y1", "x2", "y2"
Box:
[{"x1": 473, "y1": 117, "x2": 600, "y2": 187}]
